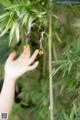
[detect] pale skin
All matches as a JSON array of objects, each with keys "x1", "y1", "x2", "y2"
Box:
[{"x1": 0, "y1": 45, "x2": 39, "y2": 116}]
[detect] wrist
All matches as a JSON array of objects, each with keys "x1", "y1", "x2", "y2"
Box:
[{"x1": 4, "y1": 73, "x2": 17, "y2": 84}]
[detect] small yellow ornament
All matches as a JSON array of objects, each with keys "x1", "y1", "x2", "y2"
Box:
[
  {"x1": 39, "y1": 49, "x2": 44, "y2": 56},
  {"x1": 24, "y1": 45, "x2": 26, "y2": 49}
]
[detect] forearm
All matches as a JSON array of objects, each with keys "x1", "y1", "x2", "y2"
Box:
[{"x1": 0, "y1": 75, "x2": 16, "y2": 115}]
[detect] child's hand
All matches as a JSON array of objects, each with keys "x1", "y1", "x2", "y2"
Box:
[{"x1": 5, "y1": 45, "x2": 39, "y2": 81}]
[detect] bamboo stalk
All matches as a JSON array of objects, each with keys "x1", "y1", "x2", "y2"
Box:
[{"x1": 48, "y1": 10, "x2": 54, "y2": 120}]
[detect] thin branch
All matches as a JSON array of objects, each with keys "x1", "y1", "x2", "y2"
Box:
[{"x1": 48, "y1": 9, "x2": 54, "y2": 120}]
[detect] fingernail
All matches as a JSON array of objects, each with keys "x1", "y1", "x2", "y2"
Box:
[
  {"x1": 24, "y1": 45, "x2": 29, "y2": 49},
  {"x1": 36, "y1": 49, "x2": 39, "y2": 52},
  {"x1": 36, "y1": 61, "x2": 39, "y2": 64}
]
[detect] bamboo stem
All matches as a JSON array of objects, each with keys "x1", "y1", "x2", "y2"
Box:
[{"x1": 48, "y1": 10, "x2": 54, "y2": 120}]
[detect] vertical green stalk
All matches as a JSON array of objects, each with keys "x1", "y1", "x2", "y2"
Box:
[{"x1": 48, "y1": 6, "x2": 54, "y2": 120}]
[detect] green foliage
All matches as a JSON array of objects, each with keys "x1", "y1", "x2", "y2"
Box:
[{"x1": 0, "y1": 0, "x2": 47, "y2": 45}]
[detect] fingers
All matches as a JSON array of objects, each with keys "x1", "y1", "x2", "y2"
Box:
[
  {"x1": 7, "y1": 52, "x2": 17, "y2": 61},
  {"x1": 28, "y1": 49, "x2": 39, "y2": 65},
  {"x1": 28, "y1": 61, "x2": 39, "y2": 71},
  {"x1": 24, "y1": 45, "x2": 31, "y2": 57},
  {"x1": 20, "y1": 45, "x2": 31, "y2": 59}
]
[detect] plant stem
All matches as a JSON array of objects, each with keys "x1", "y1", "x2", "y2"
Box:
[{"x1": 48, "y1": 10, "x2": 54, "y2": 120}]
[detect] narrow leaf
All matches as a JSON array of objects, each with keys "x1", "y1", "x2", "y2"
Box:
[
  {"x1": 27, "y1": 16, "x2": 33, "y2": 32},
  {"x1": 0, "y1": 27, "x2": 9, "y2": 37},
  {"x1": 9, "y1": 22, "x2": 16, "y2": 45},
  {"x1": 55, "y1": 32, "x2": 62, "y2": 43},
  {"x1": 16, "y1": 23, "x2": 19, "y2": 42},
  {"x1": 22, "y1": 13, "x2": 29, "y2": 25}
]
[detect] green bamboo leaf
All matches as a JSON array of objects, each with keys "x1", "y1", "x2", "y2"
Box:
[
  {"x1": 0, "y1": 0, "x2": 12, "y2": 7},
  {"x1": 52, "y1": 14, "x2": 59, "y2": 20},
  {"x1": 0, "y1": 27, "x2": 9, "y2": 37},
  {"x1": 62, "y1": 111, "x2": 69, "y2": 120},
  {"x1": 0, "y1": 12, "x2": 9, "y2": 20},
  {"x1": 37, "y1": 12, "x2": 46, "y2": 18},
  {"x1": 0, "y1": 14, "x2": 13, "y2": 37},
  {"x1": 52, "y1": 60, "x2": 67, "y2": 64},
  {"x1": 16, "y1": 10, "x2": 21, "y2": 18},
  {"x1": 15, "y1": 23, "x2": 19, "y2": 42},
  {"x1": 52, "y1": 65, "x2": 63, "y2": 77},
  {"x1": 70, "y1": 104, "x2": 77, "y2": 120},
  {"x1": 55, "y1": 32, "x2": 62, "y2": 43},
  {"x1": 30, "y1": 8, "x2": 39, "y2": 13},
  {"x1": 27, "y1": 16, "x2": 33, "y2": 32},
  {"x1": 68, "y1": 61, "x2": 73, "y2": 73},
  {"x1": 6, "y1": 4, "x2": 22, "y2": 10},
  {"x1": 22, "y1": 13, "x2": 29, "y2": 25},
  {"x1": 16, "y1": 10, "x2": 24, "y2": 19},
  {"x1": 9, "y1": 22, "x2": 16, "y2": 45}
]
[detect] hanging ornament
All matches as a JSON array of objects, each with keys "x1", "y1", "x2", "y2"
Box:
[
  {"x1": 39, "y1": 29, "x2": 45, "y2": 56},
  {"x1": 24, "y1": 19, "x2": 36, "y2": 48},
  {"x1": 39, "y1": 49, "x2": 44, "y2": 55},
  {"x1": 25, "y1": 33, "x2": 31, "y2": 41}
]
